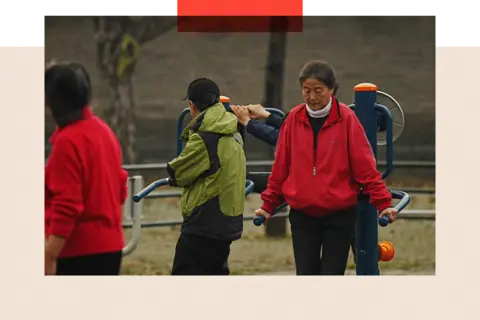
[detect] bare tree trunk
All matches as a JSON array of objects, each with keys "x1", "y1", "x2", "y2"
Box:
[
  {"x1": 93, "y1": 17, "x2": 176, "y2": 164},
  {"x1": 263, "y1": 17, "x2": 288, "y2": 238},
  {"x1": 106, "y1": 67, "x2": 136, "y2": 163}
]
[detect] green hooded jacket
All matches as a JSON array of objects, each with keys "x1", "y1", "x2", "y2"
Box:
[{"x1": 166, "y1": 102, "x2": 246, "y2": 241}]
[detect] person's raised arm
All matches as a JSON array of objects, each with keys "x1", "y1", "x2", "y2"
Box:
[
  {"x1": 245, "y1": 121, "x2": 281, "y2": 146},
  {"x1": 247, "y1": 104, "x2": 287, "y2": 130},
  {"x1": 166, "y1": 132, "x2": 211, "y2": 188},
  {"x1": 231, "y1": 105, "x2": 286, "y2": 147},
  {"x1": 249, "y1": 111, "x2": 289, "y2": 146},
  {"x1": 265, "y1": 111, "x2": 287, "y2": 129}
]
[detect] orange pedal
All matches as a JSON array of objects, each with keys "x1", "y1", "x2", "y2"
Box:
[{"x1": 378, "y1": 241, "x2": 395, "y2": 262}]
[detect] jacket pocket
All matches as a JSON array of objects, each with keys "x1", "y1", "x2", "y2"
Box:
[{"x1": 282, "y1": 172, "x2": 316, "y2": 209}]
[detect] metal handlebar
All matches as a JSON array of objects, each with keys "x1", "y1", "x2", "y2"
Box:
[
  {"x1": 253, "y1": 214, "x2": 265, "y2": 226},
  {"x1": 378, "y1": 190, "x2": 411, "y2": 227},
  {"x1": 252, "y1": 190, "x2": 410, "y2": 228},
  {"x1": 253, "y1": 202, "x2": 289, "y2": 226},
  {"x1": 245, "y1": 179, "x2": 255, "y2": 196},
  {"x1": 122, "y1": 176, "x2": 144, "y2": 257},
  {"x1": 133, "y1": 178, "x2": 172, "y2": 203},
  {"x1": 133, "y1": 177, "x2": 256, "y2": 203},
  {"x1": 264, "y1": 108, "x2": 286, "y2": 119}
]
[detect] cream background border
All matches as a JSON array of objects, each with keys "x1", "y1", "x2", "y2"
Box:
[{"x1": 0, "y1": 47, "x2": 478, "y2": 319}]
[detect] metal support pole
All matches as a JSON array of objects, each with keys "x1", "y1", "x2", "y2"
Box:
[
  {"x1": 122, "y1": 175, "x2": 144, "y2": 257},
  {"x1": 123, "y1": 178, "x2": 133, "y2": 221},
  {"x1": 353, "y1": 83, "x2": 380, "y2": 275}
]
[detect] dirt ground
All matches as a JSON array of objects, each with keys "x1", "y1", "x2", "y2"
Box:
[{"x1": 120, "y1": 191, "x2": 435, "y2": 276}]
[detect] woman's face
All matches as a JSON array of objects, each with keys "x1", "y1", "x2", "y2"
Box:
[{"x1": 301, "y1": 78, "x2": 333, "y2": 110}]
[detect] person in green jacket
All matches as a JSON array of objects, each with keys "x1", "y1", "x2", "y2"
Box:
[{"x1": 167, "y1": 78, "x2": 247, "y2": 275}]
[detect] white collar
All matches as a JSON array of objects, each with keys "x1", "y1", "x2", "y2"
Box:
[{"x1": 306, "y1": 97, "x2": 332, "y2": 118}]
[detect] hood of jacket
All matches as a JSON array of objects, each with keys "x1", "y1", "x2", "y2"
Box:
[{"x1": 181, "y1": 102, "x2": 238, "y2": 140}]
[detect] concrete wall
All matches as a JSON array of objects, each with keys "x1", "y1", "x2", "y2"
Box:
[{"x1": 45, "y1": 16, "x2": 435, "y2": 163}]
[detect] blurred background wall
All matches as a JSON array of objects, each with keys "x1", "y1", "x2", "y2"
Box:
[{"x1": 45, "y1": 16, "x2": 435, "y2": 164}]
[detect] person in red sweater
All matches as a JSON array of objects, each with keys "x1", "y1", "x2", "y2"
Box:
[
  {"x1": 254, "y1": 60, "x2": 398, "y2": 275},
  {"x1": 44, "y1": 61, "x2": 128, "y2": 275}
]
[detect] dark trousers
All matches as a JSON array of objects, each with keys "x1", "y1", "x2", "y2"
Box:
[
  {"x1": 289, "y1": 207, "x2": 356, "y2": 275},
  {"x1": 171, "y1": 233, "x2": 232, "y2": 275},
  {"x1": 56, "y1": 251, "x2": 122, "y2": 275}
]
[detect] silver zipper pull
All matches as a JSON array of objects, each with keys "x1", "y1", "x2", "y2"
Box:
[{"x1": 313, "y1": 167, "x2": 316, "y2": 176}]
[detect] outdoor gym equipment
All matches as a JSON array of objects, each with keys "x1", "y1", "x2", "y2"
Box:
[
  {"x1": 253, "y1": 83, "x2": 411, "y2": 276},
  {"x1": 122, "y1": 176, "x2": 144, "y2": 257},
  {"x1": 133, "y1": 177, "x2": 256, "y2": 202},
  {"x1": 132, "y1": 96, "x2": 267, "y2": 203},
  {"x1": 351, "y1": 83, "x2": 411, "y2": 275}
]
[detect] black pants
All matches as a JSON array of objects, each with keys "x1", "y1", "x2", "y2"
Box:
[
  {"x1": 289, "y1": 207, "x2": 356, "y2": 275},
  {"x1": 56, "y1": 251, "x2": 122, "y2": 275},
  {"x1": 171, "y1": 233, "x2": 232, "y2": 275}
]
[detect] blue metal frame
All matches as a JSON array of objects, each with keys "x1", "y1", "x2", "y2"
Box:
[
  {"x1": 352, "y1": 83, "x2": 410, "y2": 275},
  {"x1": 133, "y1": 178, "x2": 256, "y2": 202},
  {"x1": 352, "y1": 86, "x2": 379, "y2": 275}
]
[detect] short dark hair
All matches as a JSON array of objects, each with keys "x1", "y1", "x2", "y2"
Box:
[
  {"x1": 183, "y1": 78, "x2": 220, "y2": 111},
  {"x1": 299, "y1": 60, "x2": 339, "y2": 95},
  {"x1": 192, "y1": 93, "x2": 218, "y2": 111},
  {"x1": 67, "y1": 61, "x2": 92, "y2": 94},
  {"x1": 45, "y1": 61, "x2": 92, "y2": 112}
]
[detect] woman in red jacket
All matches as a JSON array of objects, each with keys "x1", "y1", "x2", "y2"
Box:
[
  {"x1": 255, "y1": 60, "x2": 398, "y2": 275},
  {"x1": 44, "y1": 61, "x2": 128, "y2": 275}
]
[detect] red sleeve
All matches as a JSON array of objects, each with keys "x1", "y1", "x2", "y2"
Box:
[
  {"x1": 260, "y1": 116, "x2": 291, "y2": 214},
  {"x1": 347, "y1": 114, "x2": 392, "y2": 212},
  {"x1": 47, "y1": 136, "x2": 84, "y2": 239},
  {"x1": 120, "y1": 168, "x2": 129, "y2": 204}
]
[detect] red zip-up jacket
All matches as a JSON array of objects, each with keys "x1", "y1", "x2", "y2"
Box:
[
  {"x1": 45, "y1": 107, "x2": 128, "y2": 258},
  {"x1": 261, "y1": 98, "x2": 392, "y2": 217}
]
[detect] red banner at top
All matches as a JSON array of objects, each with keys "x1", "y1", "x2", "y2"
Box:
[{"x1": 177, "y1": 0, "x2": 303, "y2": 16}]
